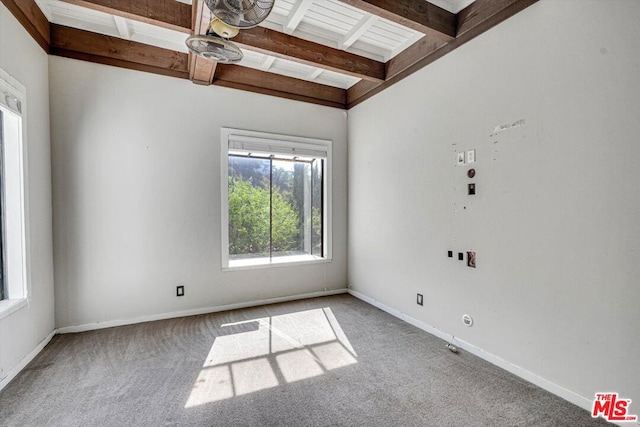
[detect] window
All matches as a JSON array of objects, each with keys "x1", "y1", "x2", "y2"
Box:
[
  {"x1": 0, "y1": 68, "x2": 28, "y2": 316},
  {"x1": 221, "y1": 128, "x2": 331, "y2": 270},
  {"x1": 0, "y1": 108, "x2": 4, "y2": 301}
]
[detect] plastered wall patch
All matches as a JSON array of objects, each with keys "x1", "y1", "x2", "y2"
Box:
[{"x1": 490, "y1": 118, "x2": 526, "y2": 137}]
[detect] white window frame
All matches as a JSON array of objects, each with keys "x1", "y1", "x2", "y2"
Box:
[
  {"x1": 0, "y1": 68, "x2": 30, "y2": 320},
  {"x1": 221, "y1": 128, "x2": 332, "y2": 271}
]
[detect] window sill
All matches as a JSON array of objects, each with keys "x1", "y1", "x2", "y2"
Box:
[
  {"x1": 0, "y1": 298, "x2": 28, "y2": 320},
  {"x1": 223, "y1": 254, "x2": 331, "y2": 271}
]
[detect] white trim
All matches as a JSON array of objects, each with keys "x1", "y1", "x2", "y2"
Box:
[
  {"x1": 221, "y1": 131, "x2": 230, "y2": 269},
  {"x1": 228, "y1": 134, "x2": 328, "y2": 157},
  {"x1": 347, "y1": 289, "x2": 598, "y2": 417},
  {"x1": 0, "y1": 298, "x2": 28, "y2": 320},
  {"x1": 0, "y1": 68, "x2": 30, "y2": 304},
  {"x1": 283, "y1": 0, "x2": 312, "y2": 35},
  {"x1": 0, "y1": 68, "x2": 25, "y2": 115},
  {"x1": 223, "y1": 128, "x2": 332, "y2": 147},
  {"x1": 57, "y1": 288, "x2": 348, "y2": 334},
  {"x1": 0, "y1": 330, "x2": 55, "y2": 392},
  {"x1": 113, "y1": 15, "x2": 131, "y2": 39},
  {"x1": 224, "y1": 255, "x2": 330, "y2": 271},
  {"x1": 339, "y1": 15, "x2": 378, "y2": 50}
]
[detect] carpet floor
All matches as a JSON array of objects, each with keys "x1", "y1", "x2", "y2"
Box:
[{"x1": 0, "y1": 294, "x2": 610, "y2": 426}]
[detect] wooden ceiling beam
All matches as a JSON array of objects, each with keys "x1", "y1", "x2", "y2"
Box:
[
  {"x1": 456, "y1": 0, "x2": 537, "y2": 37},
  {"x1": 214, "y1": 65, "x2": 346, "y2": 109},
  {"x1": 337, "y1": 0, "x2": 456, "y2": 42},
  {"x1": 233, "y1": 27, "x2": 385, "y2": 82},
  {"x1": 347, "y1": 80, "x2": 380, "y2": 106},
  {"x1": 47, "y1": 24, "x2": 343, "y2": 109},
  {"x1": 59, "y1": 0, "x2": 191, "y2": 33},
  {"x1": 386, "y1": 36, "x2": 447, "y2": 81},
  {"x1": 50, "y1": 24, "x2": 189, "y2": 78},
  {"x1": 60, "y1": 1, "x2": 217, "y2": 85},
  {"x1": 0, "y1": 0, "x2": 50, "y2": 51},
  {"x1": 347, "y1": 0, "x2": 539, "y2": 108}
]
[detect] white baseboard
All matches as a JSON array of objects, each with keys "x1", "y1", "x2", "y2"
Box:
[
  {"x1": 0, "y1": 330, "x2": 55, "y2": 392},
  {"x1": 57, "y1": 288, "x2": 349, "y2": 334},
  {"x1": 3, "y1": 289, "x2": 637, "y2": 425},
  {"x1": 347, "y1": 289, "x2": 598, "y2": 416}
]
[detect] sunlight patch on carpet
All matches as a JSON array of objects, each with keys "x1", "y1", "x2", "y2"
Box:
[{"x1": 185, "y1": 307, "x2": 357, "y2": 408}]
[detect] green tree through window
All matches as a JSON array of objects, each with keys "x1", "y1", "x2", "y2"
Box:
[{"x1": 228, "y1": 155, "x2": 322, "y2": 261}]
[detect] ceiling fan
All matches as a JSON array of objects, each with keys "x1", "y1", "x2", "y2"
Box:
[{"x1": 186, "y1": 0, "x2": 275, "y2": 64}]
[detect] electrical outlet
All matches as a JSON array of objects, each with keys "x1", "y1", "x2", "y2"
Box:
[
  {"x1": 457, "y1": 151, "x2": 465, "y2": 165},
  {"x1": 176, "y1": 285, "x2": 185, "y2": 297},
  {"x1": 447, "y1": 250, "x2": 453, "y2": 258},
  {"x1": 417, "y1": 293, "x2": 423, "y2": 306},
  {"x1": 468, "y1": 183, "x2": 476, "y2": 195},
  {"x1": 458, "y1": 252, "x2": 464, "y2": 261},
  {"x1": 462, "y1": 314, "x2": 473, "y2": 326}
]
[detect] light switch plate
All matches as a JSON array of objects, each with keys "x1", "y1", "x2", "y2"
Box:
[
  {"x1": 467, "y1": 149, "x2": 476, "y2": 164},
  {"x1": 457, "y1": 151, "x2": 466, "y2": 165}
]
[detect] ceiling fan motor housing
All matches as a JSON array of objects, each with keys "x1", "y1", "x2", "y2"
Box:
[
  {"x1": 185, "y1": 34, "x2": 244, "y2": 63},
  {"x1": 204, "y1": 0, "x2": 275, "y2": 29}
]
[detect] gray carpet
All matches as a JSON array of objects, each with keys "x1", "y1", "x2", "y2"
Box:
[{"x1": 0, "y1": 294, "x2": 609, "y2": 426}]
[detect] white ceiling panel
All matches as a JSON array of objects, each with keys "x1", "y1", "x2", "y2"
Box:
[
  {"x1": 238, "y1": 49, "x2": 359, "y2": 89},
  {"x1": 264, "y1": 0, "x2": 426, "y2": 62},
  {"x1": 37, "y1": 0, "x2": 190, "y2": 53}
]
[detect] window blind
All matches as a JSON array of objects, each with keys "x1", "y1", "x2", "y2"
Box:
[
  {"x1": 228, "y1": 134, "x2": 327, "y2": 159},
  {"x1": 0, "y1": 71, "x2": 23, "y2": 116}
]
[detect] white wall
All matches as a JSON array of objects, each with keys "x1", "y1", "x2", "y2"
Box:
[
  {"x1": 348, "y1": 0, "x2": 640, "y2": 411},
  {"x1": 0, "y1": 4, "x2": 55, "y2": 384},
  {"x1": 49, "y1": 57, "x2": 348, "y2": 328}
]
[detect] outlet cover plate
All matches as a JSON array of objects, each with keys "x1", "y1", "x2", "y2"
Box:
[{"x1": 462, "y1": 314, "x2": 473, "y2": 326}]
